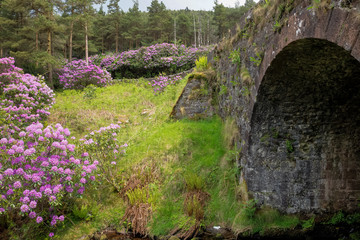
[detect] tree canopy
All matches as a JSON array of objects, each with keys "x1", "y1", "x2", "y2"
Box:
[{"x1": 0, "y1": 0, "x2": 255, "y2": 84}]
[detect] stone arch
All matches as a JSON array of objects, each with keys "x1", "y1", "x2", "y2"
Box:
[
  {"x1": 246, "y1": 38, "x2": 360, "y2": 213},
  {"x1": 176, "y1": 1, "x2": 360, "y2": 213}
]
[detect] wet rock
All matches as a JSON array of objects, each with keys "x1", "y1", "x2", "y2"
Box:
[
  {"x1": 168, "y1": 236, "x2": 180, "y2": 240},
  {"x1": 201, "y1": 226, "x2": 236, "y2": 239}
]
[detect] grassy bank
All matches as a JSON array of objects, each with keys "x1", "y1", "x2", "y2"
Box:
[{"x1": 48, "y1": 77, "x2": 299, "y2": 239}]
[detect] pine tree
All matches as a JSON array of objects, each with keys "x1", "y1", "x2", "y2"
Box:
[
  {"x1": 93, "y1": 6, "x2": 110, "y2": 54},
  {"x1": 76, "y1": 0, "x2": 105, "y2": 65},
  {"x1": 108, "y1": 0, "x2": 122, "y2": 53},
  {"x1": 176, "y1": 12, "x2": 191, "y2": 45},
  {"x1": 0, "y1": 4, "x2": 15, "y2": 57},
  {"x1": 147, "y1": 0, "x2": 172, "y2": 43}
]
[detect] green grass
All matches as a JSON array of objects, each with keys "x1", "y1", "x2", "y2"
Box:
[
  {"x1": 49, "y1": 77, "x2": 300, "y2": 239},
  {"x1": 146, "y1": 118, "x2": 227, "y2": 236},
  {"x1": 50, "y1": 78, "x2": 186, "y2": 139}
]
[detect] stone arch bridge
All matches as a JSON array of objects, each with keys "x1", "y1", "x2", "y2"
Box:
[{"x1": 172, "y1": 0, "x2": 360, "y2": 213}]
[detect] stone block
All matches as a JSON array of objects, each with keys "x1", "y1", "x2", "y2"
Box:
[
  {"x1": 325, "y1": 8, "x2": 349, "y2": 43},
  {"x1": 351, "y1": 37, "x2": 360, "y2": 62},
  {"x1": 344, "y1": 169, "x2": 357, "y2": 179},
  {"x1": 347, "y1": 180, "x2": 360, "y2": 190},
  {"x1": 337, "y1": 10, "x2": 360, "y2": 51}
]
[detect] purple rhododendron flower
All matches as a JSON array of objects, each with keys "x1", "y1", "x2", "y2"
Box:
[
  {"x1": 13, "y1": 181, "x2": 22, "y2": 189},
  {"x1": 29, "y1": 201, "x2": 37, "y2": 208},
  {"x1": 4, "y1": 168, "x2": 14, "y2": 176},
  {"x1": 36, "y1": 216, "x2": 43, "y2": 223},
  {"x1": 20, "y1": 204, "x2": 30, "y2": 213},
  {"x1": 29, "y1": 211, "x2": 36, "y2": 218}
]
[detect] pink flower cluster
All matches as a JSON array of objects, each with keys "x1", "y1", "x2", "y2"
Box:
[
  {"x1": 0, "y1": 57, "x2": 22, "y2": 76},
  {"x1": 0, "y1": 57, "x2": 55, "y2": 132},
  {"x1": 58, "y1": 59, "x2": 113, "y2": 89},
  {"x1": 148, "y1": 74, "x2": 183, "y2": 95},
  {"x1": 0, "y1": 122, "x2": 97, "y2": 228}
]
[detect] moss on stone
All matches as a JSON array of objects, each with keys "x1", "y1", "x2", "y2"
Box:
[
  {"x1": 188, "y1": 72, "x2": 208, "y2": 81},
  {"x1": 240, "y1": 66, "x2": 252, "y2": 86}
]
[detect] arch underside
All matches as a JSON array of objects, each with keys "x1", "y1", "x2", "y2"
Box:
[{"x1": 246, "y1": 38, "x2": 360, "y2": 213}]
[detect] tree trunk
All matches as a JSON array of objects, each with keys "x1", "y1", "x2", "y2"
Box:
[
  {"x1": 48, "y1": 64, "x2": 53, "y2": 87},
  {"x1": 115, "y1": 23, "x2": 119, "y2": 53},
  {"x1": 47, "y1": 29, "x2": 52, "y2": 60},
  {"x1": 51, "y1": 32, "x2": 54, "y2": 56},
  {"x1": 0, "y1": 47, "x2": 3, "y2": 58},
  {"x1": 64, "y1": 43, "x2": 67, "y2": 59},
  {"x1": 207, "y1": 18, "x2": 210, "y2": 45},
  {"x1": 85, "y1": 21, "x2": 89, "y2": 66},
  {"x1": 35, "y1": 31, "x2": 39, "y2": 67},
  {"x1": 174, "y1": 17, "x2": 177, "y2": 47},
  {"x1": 47, "y1": 29, "x2": 53, "y2": 88},
  {"x1": 35, "y1": 31, "x2": 39, "y2": 51},
  {"x1": 69, "y1": 21, "x2": 73, "y2": 62},
  {"x1": 193, "y1": 15, "x2": 196, "y2": 47},
  {"x1": 198, "y1": 16, "x2": 201, "y2": 46},
  {"x1": 69, "y1": 4, "x2": 74, "y2": 62},
  {"x1": 102, "y1": 37, "x2": 104, "y2": 54}
]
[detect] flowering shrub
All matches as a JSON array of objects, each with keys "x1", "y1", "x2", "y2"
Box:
[
  {"x1": 0, "y1": 57, "x2": 26, "y2": 93},
  {"x1": 148, "y1": 74, "x2": 183, "y2": 95},
  {"x1": 0, "y1": 58, "x2": 124, "y2": 238},
  {"x1": 58, "y1": 59, "x2": 113, "y2": 89},
  {"x1": 0, "y1": 57, "x2": 22, "y2": 70},
  {"x1": 0, "y1": 122, "x2": 97, "y2": 234},
  {"x1": 79, "y1": 123, "x2": 127, "y2": 192},
  {"x1": 90, "y1": 43, "x2": 213, "y2": 79},
  {"x1": 0, "y1": 57, "x2": 55, "y2": 133}
]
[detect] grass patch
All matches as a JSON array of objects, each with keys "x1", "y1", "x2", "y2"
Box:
[
  {"x1": 50, "y1": 78, "x2": 187, "y2": 139},
  {"x1": 147, "y1": 118, "x2": 226, "y2": 237},
  {"x1": 56, "y1": 189, "x2": 126, "y2": 240},
  {"x1": 246, "y1": 208, "x2": 300, "y2": 235}
]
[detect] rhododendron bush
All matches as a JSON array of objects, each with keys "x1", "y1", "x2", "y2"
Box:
[
  {"x1": 58, "y1": 59, "x2": 113, "y2": 90},
  {"x1": 0, "y1": 122, "x2": 97, "y2": 233},
  {"x1": 90, "y1": 43, "x2": 212, "y2": 79},
  {"x1": 149, "y1": 74, "x2": 183, "y2": 95},
  {"x1": 0, "y1": 122, "x2": 127, "y2": 236},
  {"x1": 0, "y1": 57, "x2": 55, "y2": 133},
  {"x1": 0, "y1": 57, "x2": 129, "y2": 237}
]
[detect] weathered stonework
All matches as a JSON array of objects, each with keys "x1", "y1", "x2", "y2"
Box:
[
  {"x1": 171, "y1": 74, "x2": 214, "y2": 119},
  {"x1": 247, "y1": 38, "x2": 360, "y2": 213},
  {"x1": 178, "y1": 0, "x2": 360, "y2": 213}
]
